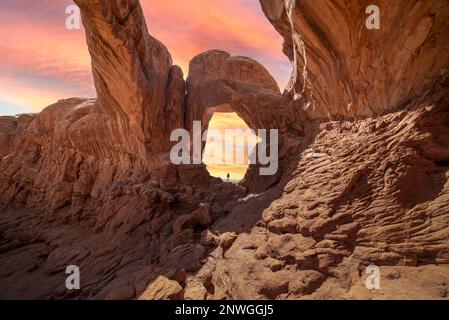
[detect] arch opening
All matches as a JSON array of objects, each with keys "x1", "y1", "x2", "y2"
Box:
[{"x1": 202, "y1": 112, "x2": 260, "y2": 183}]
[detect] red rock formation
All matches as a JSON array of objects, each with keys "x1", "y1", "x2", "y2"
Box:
[
  {"x1": 74, "y1": 0, "x2": 185, "y2": 155},
  {"x1": 0, "y1": 0, "x2": 448, "y2": 300},
  {"x1": 193, "y1": 105, "x2": 449, "y2": 299},
  {"x1": 261, "y1": 0, "x2": 449, "y2": 120}
]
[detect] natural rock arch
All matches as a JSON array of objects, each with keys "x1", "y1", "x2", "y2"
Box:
[{"x1": 186, "y1": 50, "x2": 304, "y2": 136}]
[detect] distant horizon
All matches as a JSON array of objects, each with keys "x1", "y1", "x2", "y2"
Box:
[{"x1": 204, "y1": 112, "x2": 258, "y2": 181}]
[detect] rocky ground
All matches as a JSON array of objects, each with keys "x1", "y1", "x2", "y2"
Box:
[{"x1": 1, "y1": 0, "x2": 448, "y2": 299}]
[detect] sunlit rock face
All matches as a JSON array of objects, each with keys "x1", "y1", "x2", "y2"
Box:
[
  {"x1": 260, "y1": 0, "x2": 449, "y2": 120},
  {"x1": 0, "y1": 0, "x2": 448, "y2": 300},
  {"x1": 74, "y1": 0, "x2": 186, "y2": 155}
]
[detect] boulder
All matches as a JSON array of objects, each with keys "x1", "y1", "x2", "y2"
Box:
[
  {"x1": 267, "y1": 217, "x2": 297, "y2": 234},
  {"x1": 200, "y1": 229, "x2": 218, "y2": 247},
  {"x1": 184, "y1": 281, "x2": 207, "y2": 300},
  {"x1": 288, "y1": 271, "x2": 325, "y2": 295},
  {"x1": 138, "y1": 276, "x2": 183, "y2": 300},
  {"x1": 219, "y1": 232, "x2": 238, "y2": 249}
]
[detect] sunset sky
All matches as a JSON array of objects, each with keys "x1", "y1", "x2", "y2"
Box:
[
  {"x1": 0, "y1": 0, "x2": 290, "y2": 115},
  {"x1": 0, "y1": 0, "x2": 291, "y2": 180}
]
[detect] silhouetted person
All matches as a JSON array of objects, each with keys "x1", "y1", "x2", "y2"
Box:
[{"x1": 226, "y1": 173, "x2": 230, "y2": 182}]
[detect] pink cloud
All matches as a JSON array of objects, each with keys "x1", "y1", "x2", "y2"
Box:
[{"x1": 0, "y1": 0, "x2": 291, "y2": 115}]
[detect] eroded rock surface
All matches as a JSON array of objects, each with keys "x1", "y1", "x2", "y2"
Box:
[
  {"x1": 261, "y1": 0, "x2": 449, "y2": 120},
  {"x1": 189, "y1": 105, "x2": 449, "y2": 299}
]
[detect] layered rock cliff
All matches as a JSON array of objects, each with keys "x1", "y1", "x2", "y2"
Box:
[
  {"x1": 0, "y1": 0, "x2": 448, "y2": 299},
  {"x1": 261, "y1": 0, "x2": 449, "y2": 120}
]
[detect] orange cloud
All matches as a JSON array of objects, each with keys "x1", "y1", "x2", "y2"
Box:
[
  {"x1": 0, "y1": 21, "x2": 90, "y2": 82},
  {"x1": 0, "y1": 3, "x2": 95, "y2": 114},
  {"x1": 0, "y1": 76, "x2": 85, "y2": 112}
]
